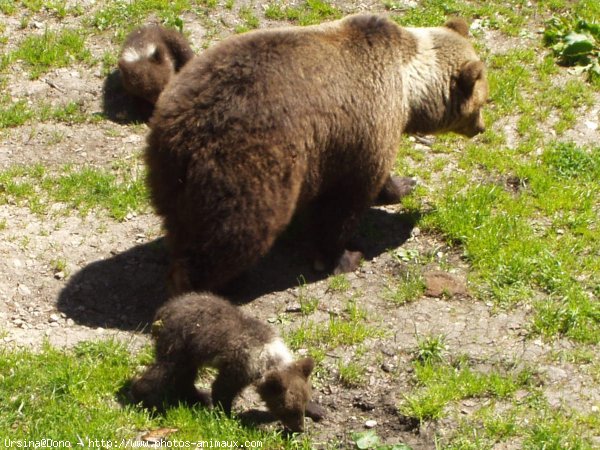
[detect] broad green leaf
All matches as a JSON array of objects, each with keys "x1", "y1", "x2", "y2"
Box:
[{"x1": 353, "y1": 430, "x2": 380, "y2": 449}]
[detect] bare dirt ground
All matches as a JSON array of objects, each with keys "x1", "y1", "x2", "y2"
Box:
[{"x1": 1, "y1": 1, "x2": 599, "y2": 448}]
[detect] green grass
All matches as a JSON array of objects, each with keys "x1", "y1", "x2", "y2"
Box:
[
  {"x1": 390, "y1": 0, "x2": 533, "y2": 35},
  {"x1": 90, "y1": 0, "x2": 190, "y2": 40},
  {"x1": 287, "y1": 300, "x2": 382, "y2": 350},
  {"x1": 297, "y1": 275, "x2": 320, "y2": 315},
  {"x1": 327, "y1": 274, "x2": 351, "y2": 293},
  {"x1": 422, "y1": 141, "x2": 600, "y2": 343},
  {"x1": 0, "y1": 340, "x2": 309, "y2": 448},
  {"x1": 235, "y1": 6, "x2": 260, "y2": 33},
  {"x1": 265, "y1": 0, "x2": 341, "y2": 26},
  {"x1": 0, "y1": 163, "x2": 148, "y2": 220},
  {"x1": 384, "y1": 266, "x2": 425, "y2": 305},
  {"x1": 0, "y1": 97, "x2": 97, "y2": 129},
  {"x1": 337, "y1": 360, "x2": 366, "y2": 387},
  {"x1": 9, "y1": 29, "x2": 92, "y2": 79},
  {"x1": 400, "y1": 354, "x2": 534, "y2": 423}
]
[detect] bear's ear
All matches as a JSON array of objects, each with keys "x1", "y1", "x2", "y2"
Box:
[
  {"x1": 295, "y1": 357, "x2": 315, "y2": 379},
  {"x1": 458, "y1": 60, "x2": 486, "y2": 96},
  {"x1": 444, "y1": 18, "x2": 470, "y2": 37},
  {"x1": 151, "y1": 46, "x2": 166, "y2": 64},
  {"x1": 259, "y1": 371, "x2": 285, "y2": 396}
]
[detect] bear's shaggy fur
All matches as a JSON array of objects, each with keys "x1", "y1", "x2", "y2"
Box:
[
  {"x1": 145, "y1": 14, "x2": 489, "y2": 293},
  {"x1": 118, "y1": 24, "x2": 194, "y2": 105},
  {"x1": 130, "y1": 293, "x2": 323, "y2": 432}
]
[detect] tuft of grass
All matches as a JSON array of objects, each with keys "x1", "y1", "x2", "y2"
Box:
[
  {"x1": 384, "y1": 266, "x2": 425, "y2": 305},
  {"x1": 0, "y1": 98, "x2": 34, "y2": 128},
  {"x1": 11, "y1": 28, "x2": 92, "y2": 79},
  {"x1": 265, "y1": 0, "x2": 341, "y2": 26},
  {"x1": 414, "y1": 334, "x2": 446, "y2": 365},
  {"x1": 296, "y1": 275, "x2": 319, "y2": 315},
  {"x1": 337, "y1": 360, "x2": 366, "y2": 387},
  {"x1": 327, "y1": 274, "x2": 351, "y2": 293},
  {"x1": 0, "y1": 0, "x2": 17, "y2": 14},
  {"x1": 235, "y1": 6, "x2": 260, "y2": 33}
]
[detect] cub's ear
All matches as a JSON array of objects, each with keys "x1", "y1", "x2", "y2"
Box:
[
  {"x1": 259, "y1": 371, "x2": 285, "y2": 396},
  {"x1": 444, "y1": 17, "x2": 470, "y2": 37},
  {"x1": 295, "y1": 357, "x2": 315, "y2": 379},
  {"x1": 458, "y1": 60, "x2": 486, "y2": 96},
  {"x1": 151, "y1": 46, "x2": 166, "y2": 64}
]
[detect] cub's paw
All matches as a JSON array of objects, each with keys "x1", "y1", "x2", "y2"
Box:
[{"x1": 306, "y1": 401, "x2": 327, "y2": 422}]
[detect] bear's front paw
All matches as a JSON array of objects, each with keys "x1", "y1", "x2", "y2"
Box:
[
  {"x1": 306, "y1": 401, "x2": 326, "y2": 421},
  {"x1": 333, "y1": 250, "x2": 363, "y2": 274}
]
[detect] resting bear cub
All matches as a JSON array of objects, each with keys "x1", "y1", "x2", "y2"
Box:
[
  {"x1": 130, "y1": 292, "x2": 324, "y2": 432},
  {"x1": 146, "y1": 14, "x2": 489, "y2": 293},
  {"x1": 118, "y1": 24, "x2": 195, "y2": 105}
]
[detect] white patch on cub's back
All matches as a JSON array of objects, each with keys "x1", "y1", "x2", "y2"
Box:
[
  {"x1": 121, "y1": 43, "x2": 157, "y2": 63},
  {"x1": 260, "y1": 338, "x2": 293, "y2": 368}
]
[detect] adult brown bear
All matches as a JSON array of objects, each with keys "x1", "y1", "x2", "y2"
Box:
[{"x1": 145, "y1": 14, "x2": 488, "y2": 293}]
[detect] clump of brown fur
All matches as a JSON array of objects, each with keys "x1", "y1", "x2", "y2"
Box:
[
  {"x1": 118, "y1": 24, "x2": 194, "y2": 105},
  {"x1": 145, "y1": 14, "x2": 489, "y2": 294},
  {"x1": 130, "y1": 293, "x2": 323, "y2": 432}
]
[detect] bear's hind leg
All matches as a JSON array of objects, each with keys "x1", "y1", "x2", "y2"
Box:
[{"x1": 310, "y1": 189, "x2": 370, "y2": 274}]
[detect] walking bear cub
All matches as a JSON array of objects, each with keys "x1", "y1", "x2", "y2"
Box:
[
  {"x1": 146, "y1": 14, "x2": 489, "y2": 293},
  {"x1": 118, "y1": 24, "x2": 194, "y2": 105},
  {"x1": 130, "y1": 293, "x2": 323, "y2": 432}
]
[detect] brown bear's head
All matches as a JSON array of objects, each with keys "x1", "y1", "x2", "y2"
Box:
[
  {"x1": 404, "y1": 18, "x2": 489, "y2": 138},
  {"x1": 256, "y1": 357, "x2": 314, "y2": 432},
  {"x1": 118, "y1": 44, "x2": 175, "y2": 105},
  {"x1": 442, "y1": 18, "x2": 489, "y2": 137}
]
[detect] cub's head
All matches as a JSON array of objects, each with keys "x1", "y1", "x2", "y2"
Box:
[
  {"x1": 118, "y1": 44, "x2": 175, "y2": 105},
  {"x1": 256, "y1": 357, "x2": 314, "y2": 432},
  {"x1": 404, "y1": 18, "x2": 489, "y2": 138}
]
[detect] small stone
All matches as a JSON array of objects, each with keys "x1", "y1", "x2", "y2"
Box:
[
  {"x1": 411, "y1": 227, "x2": 421, "y2": 237},
  {"x1": 54, "y1": 271, "x2": 65, "y2": 280},
  {"x1": 592, "y1": 405, "x2": 599, "y2": 413},
  {"x1": 285, "y1": 303, "x2": 302, "y2": 313},
  {"x1": 423, "y1": 270, "x2": 467, "y2": 298},
  {"x1": 66, "y1": 318, "x2": 75, "y2": 327},
  {"x1": 49, "y1": 314, "x2": 60, "y2": 323},
  {"x1": 381, "y1": 362, "x2": 394, "y2": 373},
  {"x1": 18, "y1": 284, "x2": 31, "y2": 296},
  {"x1": 49, "y1": 322, "x2": 59, "y2": 328},
  {"x1": 364, "y1": 420, "x2": 377, "y2": 429}
]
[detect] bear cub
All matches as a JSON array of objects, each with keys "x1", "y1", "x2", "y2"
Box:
[
  {"x1": 118, "y1": 24, "x2": 194, "y2": 105},
  {"x1": 130, "y1": 292, "x2": 324, "y2": 432}
]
